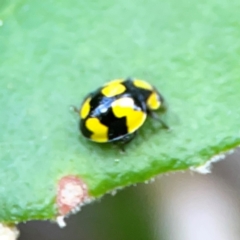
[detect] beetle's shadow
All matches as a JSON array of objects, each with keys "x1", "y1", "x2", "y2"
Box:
[{"x1": 77, "y1": 135, "x2": 122, "y2": 153}]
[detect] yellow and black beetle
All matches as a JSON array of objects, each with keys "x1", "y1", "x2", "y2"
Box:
[{"x1": 76, "y1": 78, "x2": 168, "y2": 148}]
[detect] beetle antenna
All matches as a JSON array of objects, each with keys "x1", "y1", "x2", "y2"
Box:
[{"x1": 70, "y1": 105, "x2": 79, "y2": 114}]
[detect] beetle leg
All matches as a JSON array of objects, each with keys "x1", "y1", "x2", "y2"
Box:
[
  {"x1": 113, "y1": 132, "x2": 137, "y2": 153},
  {"x1": 149, "y1": 111, "x2": 169, "y2": 129},
  {"x1": 112, "y1": 141, "x2": 126, "y2": 153}
]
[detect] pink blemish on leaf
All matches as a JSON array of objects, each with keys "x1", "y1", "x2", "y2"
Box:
[{"x1": 57, "y1": 176, "x2": 89, "y2": 216}]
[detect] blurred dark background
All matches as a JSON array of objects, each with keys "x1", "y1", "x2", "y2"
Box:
[{"x1": 18, "y1": 148, "x2": 240, "y2": 240}]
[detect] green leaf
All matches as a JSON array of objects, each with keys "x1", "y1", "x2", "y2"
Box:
[{"x1": 0, "y1": 0, "x2": 240, "y2": 223}]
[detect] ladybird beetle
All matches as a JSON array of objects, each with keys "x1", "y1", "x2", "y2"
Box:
[{"x1": 76, "y1": 78, "x2": 167, "y2": 148}]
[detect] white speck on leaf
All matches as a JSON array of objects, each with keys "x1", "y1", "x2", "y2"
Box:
[
  {"x1": 56, "y1": 216, "x2": 66, "y2": 228},
  {"x1": 0, "y1": 224, "x2": 19, "y2": 240},
  {"x1": 190, "y1": 149, "x2": 235, "y2": 174}
]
